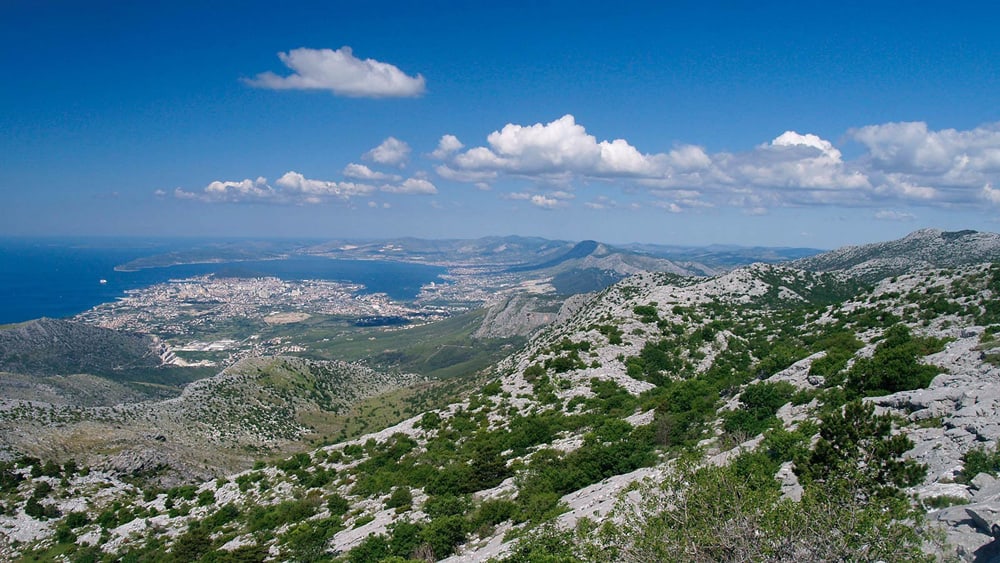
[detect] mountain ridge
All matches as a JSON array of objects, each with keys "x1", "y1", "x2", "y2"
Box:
[
  {"x1": 791, "y1": 228, "x2": 1000, "y2": 281},
  {"x1": 1, "y1": 228, "x2": 999, "y2": 561}
]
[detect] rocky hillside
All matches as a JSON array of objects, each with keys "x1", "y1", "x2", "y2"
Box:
[
  {"x1": 0, "y1": 318, "x2": 162, "y2": 378},
  {"x1": 1, "y1": 230, "x2": 999, "y2": 562},
  {"x1": 791, "y1": 228, "x2": 1000, "y2": 281},
  {"x1": 0, "y1": 356, "x2": 430, "y2": 487}
]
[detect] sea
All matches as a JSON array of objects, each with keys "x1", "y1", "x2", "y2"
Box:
[{"x1": 0, "y1": 239, "x2": 446, "y2": 325}]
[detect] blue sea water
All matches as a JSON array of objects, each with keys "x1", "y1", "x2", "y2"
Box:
[{"x1": 0, "y1": 239, "x2": 446, "y2": 325}]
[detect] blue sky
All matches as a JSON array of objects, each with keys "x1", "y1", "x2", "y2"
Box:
[{"x1": 2, "y1": 1, "x2": 999, "y2": 248}]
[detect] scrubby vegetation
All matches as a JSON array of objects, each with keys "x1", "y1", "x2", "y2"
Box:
[{"x1": 3, "y1": 258, "x2": 998, "y2": 561}]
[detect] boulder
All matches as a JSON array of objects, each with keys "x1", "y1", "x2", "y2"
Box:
[{"x1": 967, "y1": 503, "x2": 1000, "y2": 538}]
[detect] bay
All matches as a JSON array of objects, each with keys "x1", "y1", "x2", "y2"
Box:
[{"x1": 0, "y1": 239, "x2": 446, "y2": 325}]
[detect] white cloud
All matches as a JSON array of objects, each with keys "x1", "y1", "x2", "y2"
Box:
[
  {"x1": 175, "y1": 173, "x2": 375, "y2": 204},
  {"x1": 175, "y1": 166, "x2": 440, "y2": 206},
  {"x1": 430, "y1": 135, "x2": 464, "y2": 159},
  {"x1": 438, "y1": 115, "x2": 880, "y2": 211},
  {"x1": 245, "y1": 47, "x2": 425, "y2": 98},
  {"x1": 275, "y1": 171, "x2": 375, "y2": 199},
  {"x1": 727, "y1": 131, "x2": 870, "y2": 193},
  {"x1": 771, "y1": 131, "x2": 842, "y2": 160},
  {"x1": 381, "y1": 178, "x2": 438, "y2": 195},
  {"x1": 874, "y1": 210, "x2": 917, "y2": 221},
  {"x1": 505, "y1": 192, "x2": 565, "y2": 209},
  {"x1": 452, "y1": 115, "x2": 666, "y2": 177},
  {"x1": 176, "y1": 118, "x2": 1000, "y2": 215},
  {"x1": 983, "y1": 184, "x2": 1000, "y2": 204},
  {"x1": 872, "y1": 176, "x2": 938, "y2": 200},
  {"x1": 528, "y1": 195, "x2": 562, "y2": 209},
  {"x1": 850, "y1": 121, "x2": 1000, "y2": 201},
  {"x1": 651, "y1": 201, "x2": 683, "y2": 213},
  {"x1": 584, "y1": 195, "x2": 643, "y2": 211},
  {"x1": 364, "y1": 137, "x2": 411, "y2": 167},
  {"x1": 195, "y1": 177, "x2": 275, "y2": 202},
  {"x1": 435, "y1": 164, "x2": 498, "y2": 183},
  {"x1": 343, "y1": 163, "x2": 401, "y2": 182},
  {"x1": 668, "y1": 145, "x2": 712, "y2": 171}
]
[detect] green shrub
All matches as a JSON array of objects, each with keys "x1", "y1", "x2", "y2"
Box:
[
  {"x1": 419, "y1": 515, "x2": 468, "y2": 559},
  {"x1": 960, "y1": 442, "x2": 1000, "y2": 483},
  {"x1": 197, "y1": 489, "x2": 215, "y2": 507},
  {"x1": 723, "y1": 381, "x2": 797, "y2": 437},
  {"x1": 63, "y1": 511, "x2": 89, "y2": 529},
  {"x1": 846, "y1": 324, "x2": 944, "y2": 396},
  {"x1": 386, "y1": 487, "x2": 413, "y2": 511},
  {"x1": 247, "y1": 497, "x2": 319, "y2": 532},
  {"x1": 327, "y1": 494, "x2": 350, "y2": 516},
  {"x1": 633, "y1": 305, "x2": 659, "y2": 323}
]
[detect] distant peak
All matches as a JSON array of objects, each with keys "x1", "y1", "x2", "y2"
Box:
[{"x1": 903, "y1": 228, "x2": 943, "y2": 239}]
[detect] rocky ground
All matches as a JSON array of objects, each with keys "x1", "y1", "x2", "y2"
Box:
[{"x1": 1, "y1": 230, "x2": 999, "y2": 561}]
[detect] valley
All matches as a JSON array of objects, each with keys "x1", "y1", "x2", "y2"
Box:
[{"x1": 0, "y1": 229, "x2": 998, "y2": 561}]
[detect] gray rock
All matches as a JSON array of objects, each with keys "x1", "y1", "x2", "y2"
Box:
[
  {"x1": 972, "y1": 473, "x2": 1000, "y2": 502},
  {"x1": 967, "y1": 504, "x2": 1000, "y2": 538},
  {"x1": 776, "y1": 461, "x2": 802, "y2": 501}
]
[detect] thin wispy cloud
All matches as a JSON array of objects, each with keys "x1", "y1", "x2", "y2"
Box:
[
  {"x1": 875, "y1": 210, "x2": 917, "y2": 221},
  {"x1": 343, "y1": 163, "x2": 401, "y2": 182},
  {"x1": 380, "y1": 177, "x2": 438, "y2": 195},
  {"x1": 245, "y1": 47, "x2": 426, "y2": 98}
]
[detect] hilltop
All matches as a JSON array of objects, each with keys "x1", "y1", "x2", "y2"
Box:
[
  {"x1": 792, "y1": 228, "x2": 1000, "y2": 281},
  {"x1": 0, "y1": 229, "x2": 999, "y2": 561},
  {"x1": 0, "y1": 318, "x2": 161, "y2": 378}
]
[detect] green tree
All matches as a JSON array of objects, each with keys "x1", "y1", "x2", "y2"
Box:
[
  {"x1": 846, "y1": 324, "x2": 943, "y2": 396},
  {"x1": 795, "y1": 400, "x2": 926, "y2": 499}
]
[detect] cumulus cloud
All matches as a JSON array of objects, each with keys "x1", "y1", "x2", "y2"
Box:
[
  {"x1": 245, "y1": 47, "x2": 425, "y2": 98},
  {"x1": 176, "y1": 177, "x2": 275, "y2": 202},
  {"x1": 850, "y1": 121, "x2": 1000, "y2": 202},
  {"x1": 438, "y1": 115, "x2": 877, "y2": 211},
  {"x1": 723, "y1": 131, "x2": 870, "y2": 194},
  {"x1": 343, "y1": 163, "x2": 401, "y2": 182},
  {"x1": 175, "y1": 117, "x2": 1000, "y2": 215},
  {"x1": 364, "y1": 137, "x2": 411, "y2": 167},
  {"x1": 430, "y1": 135, "x2": 464, "y2": 159},
  {"x1": 438, "y1": 115, "x2": 1000, "y2": 212},
  {"x1": 173, "y1": 172, "x2": 417, "y2": 205},
  {"x1": 275, "y1": 172, "x2": 376, "y2": 200},
  {"x1": 451, "y1": 115, "x2": 666, "y2": 177}
]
